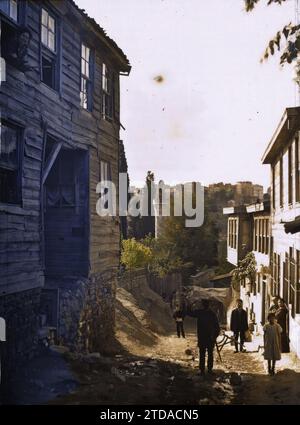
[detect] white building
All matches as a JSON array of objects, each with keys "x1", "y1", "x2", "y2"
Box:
[
  {"x1": 223, "y1": 201, "x2": 271, "y2": 333},
  {"x1": 262, "y1": 107, "x2": 300, "y2": 357}
]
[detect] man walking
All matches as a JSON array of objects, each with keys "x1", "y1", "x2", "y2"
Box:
[
  {"x1": 230, "y1": 299, "x2": 248, "y2": 353},
  {"x1": 173, "y1": 306, "x2": 185, "y2": 338},
  {"x1": 187, "y1": 299, "x2": 220, "y2": 375}
]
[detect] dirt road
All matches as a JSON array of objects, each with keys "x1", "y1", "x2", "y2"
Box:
[{"x1": 52, "y1": 331, "x2": 300, "y2": 405}]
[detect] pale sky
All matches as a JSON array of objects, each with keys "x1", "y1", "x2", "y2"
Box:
[{"x1": 76, "y1": 0, "x2": 296, "y2": 190}]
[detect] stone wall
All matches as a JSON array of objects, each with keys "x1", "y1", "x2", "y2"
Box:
[
  {"x1": 0, "y1": 288, "x2": 41, "y2": 374},
  {"x1": 58, "y1": 273, "x2": 116, "y2": 353}
]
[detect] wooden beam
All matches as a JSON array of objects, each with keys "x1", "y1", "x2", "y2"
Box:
[{"x1": 42, "y1": 142, "x2": 62, "y2": 185}]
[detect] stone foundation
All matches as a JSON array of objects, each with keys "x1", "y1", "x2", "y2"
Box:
[
  {"x1": 58, "y1": 273, "x2": 116, "y2": 353},
  {"x1": 0, "y1": 288, "x2": 41, "y2": 374}
]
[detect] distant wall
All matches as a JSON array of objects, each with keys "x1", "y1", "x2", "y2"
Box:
[{"x1": 148, "y1": 273, "x2": 182, "y2": 301}]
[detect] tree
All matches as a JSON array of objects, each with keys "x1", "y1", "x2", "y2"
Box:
[
  {"x1": 120, "y1": 236, "x2": 183, "y2": 278},
  {"x1": 127, "y1": 171, "x2": 155, "y2": 239},
  {"x1": 157, "y1": 194, "x2": 219, "y2": 280},
  {"x1": 121, "y1": 238, "x2": 153, "y2": 271},
  {"x1": 142, "y1": 235, "x2": 184, "y2": 278},
  {"x1": 244, "y1": 0, "x2": 300, "y2": 81},
  {"x1": 232, "y1": 252, "x2": 257, "y2": 291}
]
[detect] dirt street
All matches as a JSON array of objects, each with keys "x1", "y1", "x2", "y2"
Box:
[{"x1": 52, "y1": 330, "x2": 300, "y2": 405}]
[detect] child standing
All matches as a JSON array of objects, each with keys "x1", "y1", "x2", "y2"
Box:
[{"x1": 263, "y1": 313, "x2": 282, "y2": 376}]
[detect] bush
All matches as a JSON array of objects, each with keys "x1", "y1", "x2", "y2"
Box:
[{"x1": 121, "y1": 238, "x2": 153, "y2": 271}]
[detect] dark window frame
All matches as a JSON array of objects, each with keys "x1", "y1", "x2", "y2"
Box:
[
  {"x1": 228, "y1": 217, "x2": 237, "y2": 249},
  {"x1": 0, "y1": 0, "x2": 28, "y2": 72},
  {"x1": 289, "y1": 247, "x2": 296, "y2": 318},
  {"x1": 280, "y1": 156, "x2": 283, "y2": 208},
  {"x1": 44, "y1": 143, "x2": 78, "y2": 210},
  {"x1": 288, "y1": 144, "x2": 293, "y2": 205},
  {"x1": 296, "y1": 136, "x2": 300, "y2": 203},
  {"x1": 39, "y1": 5, "x2": 60, "y2": 92},
  {"x1": 99, "y1": 159, "x2": 112, "y2": 210},
  {"x1": 0, "y1": 0, "x2": 19, "y2": 23},
  {"x1": 0, "y1": 119, "x2": 24, "y2": 205},
  {"x1": 272, "y1": 164, "x2": 276, "y2": 209},
  {"x1": 80, "y1": 42, "x2": 94, "y2": 111},
  {"x1": 296, "y1": 250, "x2": 300, "y2": 315},
  {"x1": 102, "y1": 62, "x2": 114, "y2": 121}
]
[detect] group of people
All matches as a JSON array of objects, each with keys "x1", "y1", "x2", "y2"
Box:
[
  {"x1": 173, "y1": 295, "x2": 290, "y2": 376},
  {"x1": 265, "y1": 296, "x2": 290, "y2": 375}
]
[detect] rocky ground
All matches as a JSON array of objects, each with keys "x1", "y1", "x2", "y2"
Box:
[
  {"x1": 50, "y1": 330, "x2": 300, "y2": 405},
  {"x1": 7, "y1": 283, "x2": 300, "y2": 405}
]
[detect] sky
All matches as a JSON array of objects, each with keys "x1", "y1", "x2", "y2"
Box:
[{"x1": 76, "y1": 0, "x2": 296, "y2": 190}]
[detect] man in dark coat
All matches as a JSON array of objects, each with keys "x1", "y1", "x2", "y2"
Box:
[
  {"x1": 230, "y1": 299, "x2": 248, "y2": 352},
  {"x1": 187, "y1": 299, "x2": 220, "y2": 375},
  {"x1": 173, "y1": 307, "x2": 185, "y2": 338}
]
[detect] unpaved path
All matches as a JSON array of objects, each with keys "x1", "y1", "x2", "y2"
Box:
[{"x1": 51, "y1": 331, "x2": 300, "y2": 405}]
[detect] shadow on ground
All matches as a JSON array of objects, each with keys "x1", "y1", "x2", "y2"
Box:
[
  {"x1": 1, "y1": 346, "x2": 78, "y2": 405},
  {"x1": 234, "y1": 368, "x2": 300, "y2": 405}
]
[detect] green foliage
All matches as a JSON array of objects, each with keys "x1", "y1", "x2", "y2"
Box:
[
  {"x1": 121, "y1": 236, "x2": 182, "y2": 277},
  {"x1": 142, "y1": 235, "x2": 185, "y2": 278},
  {"x1": 244, "y1": 0, "x2": 300, "y2": 79},
  {"x1": 121, "y1": 238, "x2": 153, "y2": 271},
  {"x1": 157, "y1": 196, "x2": 219, "y2": 280},
  {"x1": 245, "y1": 0, "x2": 286, "y2": 12},
  {"x1": 232, "y1": 252, "x2": 257, "y2": 284}
]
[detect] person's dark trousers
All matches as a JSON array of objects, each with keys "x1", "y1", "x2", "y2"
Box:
[
  {"x1": 176, "y1": 322, "x2": 185, "y2": 338},
  {"x1": 268, "y1": 360, "x2": 276, "y2": 375},
  {"x1": 234, "y1": 331, "x2": 245, "y2": 351},
  {"x1": 199, "y1": 342, "x2": 214, "y2": 373}
]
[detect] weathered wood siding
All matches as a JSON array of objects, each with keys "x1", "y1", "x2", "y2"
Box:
[{"x1": 0, "y1": 0, "x2": 128, "y2": 293}]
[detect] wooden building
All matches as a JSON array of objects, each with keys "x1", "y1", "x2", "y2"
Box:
[
  {"x1": 0, "y1": 0, "x2": 130, "y2": 373},
  {"x1": 262, "y1": 107, "x2": 300, "y2": 357},
  {"x1": 223, "y1": 205, "x2": 252, "y2": 267}
]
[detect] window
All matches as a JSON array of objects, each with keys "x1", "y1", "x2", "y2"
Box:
[
  {"x1": 45, "y1": 147, "x2": 76, "y2": 208},
  {"x1": 254, "y1": 217, "x2": 269, "y2": 254},
  {"x1": 102, "y1": 63, "x2": 113, "y2": 120},
  {"x1": 288, "y1": 145, "x2": 293, "y2": 205},
  {"x1": 0, "y1": 121, "x2": 22, "y2": 204},
  {"x1": 272, "y1": 165, "x2": 276, "y2": 209},
  {"x1": 228, "y1": 217, "x2": 238, "y2": 249},
  {"x1": 296, "y1": 250, "x2": 300, "y2": 314},
  {"x1": 100, "y1": 160, "x2": 111, "y2": 209},
  {"x1": 271, "y1": 253, "x2": 280, "y2": 297},
  {"x1": 253, "y1": 219, "x2": 257, "y2": 251},
  {"x1": 283, "y1": 253, "x2": 289, "y2": 307},
  {"x1": 296, "y1": 136, "x2": 300, "y2": 203},
  {"x1": 41, "y1": 8, "x2": 55, "y2": 52},
  {"x1": 80, "y1": 44, "x2": 92, "y2": 110},
  {"x1": 290, "y1": 248, "x2": 296, "y2": 318},
  {"x1": 42, "y1": 55, "x2": 55, "y2": 88},
  {"x1": 266, "y1": 219, "x2": 269, "y2": 255},
  {"x1": 0, "y1": 0, "x2": 18, "y2": 21},
  {"x1": 40, "y1": 8, "x2": 58, "y2": 90},
  {"x1": 100, "y1": 160, "x2": 111, "y2": 183},
  {"x1": 280, "y1": 156, "x2": 283, "y2": 207}
]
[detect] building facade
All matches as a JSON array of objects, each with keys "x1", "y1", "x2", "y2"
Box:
[
  {"x1": 223, "y1": 201, "x2": 271, "y2": 333},
  {"x1": 0, "y1": 0, "x2": 130, "y2": 374},
  {"x1": 262, "y1": 107, "x2": 300, "y2": 357}
]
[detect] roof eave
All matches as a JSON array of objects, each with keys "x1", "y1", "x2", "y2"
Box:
[
  {"x1": 262, "y1": 107, "x2": 300, "y2": 165},
  {"x1": 69, "y1": 0, "x2": 131, "y2": 73}
]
